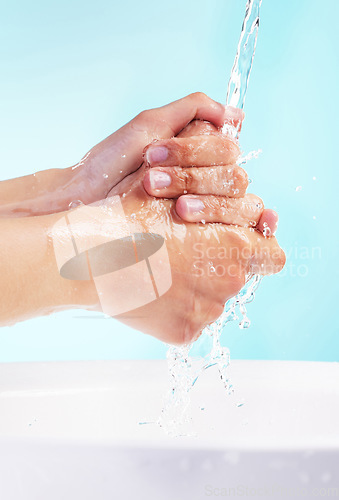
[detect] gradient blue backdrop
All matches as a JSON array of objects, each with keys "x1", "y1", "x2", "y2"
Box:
[{"x1": 0, "y1": 0, "x2": 337, "y2": 362}]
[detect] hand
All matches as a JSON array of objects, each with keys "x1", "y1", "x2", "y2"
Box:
[
  {"x1": 0, "y1": 155, "x2": 285, "y2": 345},
  {"x1": 116, "y1": 204, "x2": 284, "y2": 345},
  {"x1": 0, "y1": 91, "x2": 277, "y2": 236},
  {"x1": 75, "y1": 157, "x2": 285, "y2": 345},
  {"x1": 0, "y1": 92, "x2": 285, "y2": 346},
  {"x1": 142, "y1": 117, "x2": 279, "y2": 236},
  {"x1": 0, "y1": 93, "x2": 241, "y2": 217}
]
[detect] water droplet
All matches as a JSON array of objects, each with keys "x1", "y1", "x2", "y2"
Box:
[
  {"x1": 263, "y1": 226, "x2": 272, "y2": 238},
  {"x1": 121, "y1": 154, "x2": 126, "y2": 158},
  {"x1": 236, "y1": 149, "x2": 262, "y2": 166},
  {"x1": 68, "y1": 200, "x2": 83, "y2": 209},
  {"x1": 312, "y1": 176, "x2": 316, "y2": 181},
  {"x1": 103, "y1": 173, "x2": 108, "y2": 179},
  {"x1": 239, "y1": 318, "x2": 250, "y2": 329},
  {"x1": 295, "y1": 186, "x2": 302, "y2": 192},
  {"x1": 313, "y1": 215, "x2": 316, "y2": 220}
]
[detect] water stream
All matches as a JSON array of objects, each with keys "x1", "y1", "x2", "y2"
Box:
[{"x1": 145, "y1": 0, "x2": 264, "y2": 436}]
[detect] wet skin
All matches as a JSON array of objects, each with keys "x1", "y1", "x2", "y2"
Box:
[{"x1": 0, "y1": 93, "x2": 285, "y2": 344}]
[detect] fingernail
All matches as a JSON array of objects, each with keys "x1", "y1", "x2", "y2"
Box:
[
  {"x1": 184, "y1": 197, "x2": 205, "y2": 214},
  {"x1": 149, "y1": 170, "x2": 172, "y2": 189},
  {"x1": 146, "y1": 146, "x2": 168, "y2": 164}
]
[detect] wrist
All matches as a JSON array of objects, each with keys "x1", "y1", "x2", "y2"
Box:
[
  {"x1": 47, "y1": 196, "x2": 138, "y2": 318},
  {"x1": 0, "y1": 214, "x2": 98, "y2": 326},
  {"x1": 45, "y1": 211, "x2": 100, "y2": 312}
]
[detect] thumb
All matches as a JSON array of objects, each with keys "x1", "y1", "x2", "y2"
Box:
[{"x1": 84, "y1": 93, "x2": 243, "y2": 198}]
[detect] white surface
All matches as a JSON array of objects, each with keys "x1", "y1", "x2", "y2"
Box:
[{"x1": 0, "y1": 360, "x2": 338, "y2": 499}]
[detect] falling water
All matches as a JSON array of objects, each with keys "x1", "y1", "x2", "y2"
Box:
[
  {"x1": 154, "y1": 0, "x2": 263, "y2": 436},
  {"x1": 223, "y1": 0, "x2": 262, "y2": 138}
]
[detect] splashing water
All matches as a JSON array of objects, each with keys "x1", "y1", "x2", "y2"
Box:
[
  {"x1": 158, "y1": 345, "x2": 194, "y2": 436},
  {"x1": 237, "y1": 148, "x2": 262, "y2": 166},
  {"x1": 155, "y1": 1, "x2": 263, "y2": 436},
  {"x1": 155, "y1": 275, "x2": 262, "y2": 435}
]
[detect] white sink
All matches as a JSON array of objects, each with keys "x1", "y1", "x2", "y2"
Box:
[{"x1": 0, "y1": 360, "x2": 338, "y2": 499}]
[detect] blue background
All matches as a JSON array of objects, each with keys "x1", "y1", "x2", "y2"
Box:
[{"x1": 0, "y1": 0, "x2": 337, "y2": 362}]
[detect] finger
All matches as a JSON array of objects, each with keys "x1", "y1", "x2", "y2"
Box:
[
  {"x1": 86, "y1": 93, "x2": 243, "y2": 190},
  {"x1": 143, "y1": 164, "x2": 248, "y2": 198},
  {"x1": 145, "y1": 94, "x2": 244, "y2": 136},
  {"x1": 175, "y1": 193, "x2": 264, "y2": 227},
  {"x1": 85, "y1": 92, "x2": 244, "y2": 191},
  {"x1": 176, "y1": 106, "x2": 244, "y2": 138},
  {"x1": 144, "y1": 134, "x2": 240, "y2": 167},
  {"x1": 257, "y1": 209, "x2": 279, "y2": 236},
  {"x1": 244, "y1": 228, "x2": 286, "y2": 276},
  {"x1": 215, "y1": 225, "x2": 285, "y2": 277}
]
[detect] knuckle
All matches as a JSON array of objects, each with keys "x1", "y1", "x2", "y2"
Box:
[
  {"x1": 182, "y1": 168, "x2": 199, "y2": 191},
  {"x1": 233, "y1": 166, "x2": 249, "y2": 194},
  {"x1": 134, "y1": 109, "x2": 152, "y2": 125},
  {"x1": 216, "y1": 196, "x2": 231, "y2": 213},
  {"x1": 189, "y1": 91, "x2": 209, "y2": 103},
  {"x1": 219, "y1": 136, "x2": 241, "y2": 159},
  {"x1": 247, "y1": 193, "x2": 264, "y2": 211},
  {"x1": 172, "y1": 167, "x2": 189, "y2": 190},
  {"x1": 204, "y1": 195, "x2": 237, "y2": 220}
]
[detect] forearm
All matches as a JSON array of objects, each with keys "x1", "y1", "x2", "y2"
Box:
[
  {"x1": 0, "y1": 166, "x2": 89, "y2": 218},
  {"x1": 0, "y1": 213, "x2": 98, "y2": 326}
]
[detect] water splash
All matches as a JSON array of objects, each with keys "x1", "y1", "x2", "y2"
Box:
[
  {"x1": 207, "y1": 0, "x2": 263, "y2": 385},
  {"x1": 237, "y1": 148, "x2": 262, "y2": 166},
  {"x1": 157, "y1": 275, "x2": 261, "y2": 436},
  {"x1": 158, "y1": 0, "x2": 264, "y2": 436},
  {"x1": 157, "y1": 345, "x2": 195, "y2": 436},
  {"x1": 198, "y1": 274, "x2": 261, "y2": 383}
]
